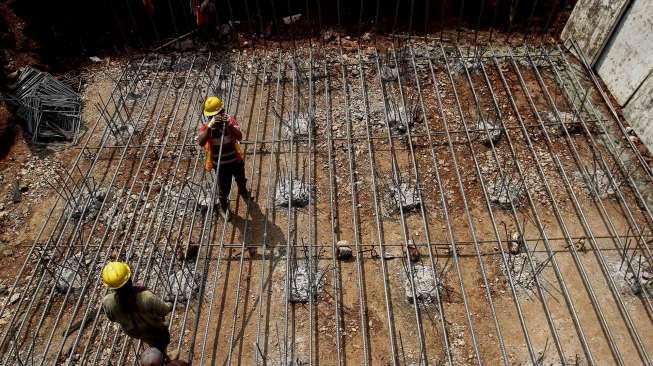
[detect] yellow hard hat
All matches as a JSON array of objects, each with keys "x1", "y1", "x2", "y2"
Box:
[
  {"x1": 102, "y1": 261, "x2": 131, "y2": 289},
  {"x1": 203, "y1": 96, "x2": 224, "y2": 117}
]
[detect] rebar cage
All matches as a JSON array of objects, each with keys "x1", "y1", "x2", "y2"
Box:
[{"x1": 1, "y1": 21, "x2": 653, "y2": 366}]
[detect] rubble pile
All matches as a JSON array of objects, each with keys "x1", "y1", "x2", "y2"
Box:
[
  {"x1": 380, "y1": 65, "x2": 400, "y2": 81},
  {"x1": 176, "y1": 178, "x2": 217, "y2": 209},
  {"x1": 275, "y1": 178, "x2": 311, "y2": 208},
  {"x1": 577, "y1": 169, "x2": 620, "y2": 199},
  {"x1": 89, "y1": 176, "x2": 221, "y2": 232},
  {"x1": 404, "y1": 264, "x2": 442, "y2": 304},
  {"x1": 68, "y1": 186, "x2": 108, "y2": 223},
  {"x1": 54, "y1": 252, "x2": 88, "y2": 293},
  {"x1": 500, "y1": 252, "x2": 541, "y2": 293},
  {"x1": 487, "y1": 178, "x2": 527, "y2": 208},
  {"x1": 543, "y1": 110, "x2": 583, "y2": 135},
  {"x1": 386, "y1": 104, "x2": 421, "y2": 135},
  {"x1": 282, "y1": 112, "x2": 315, "y2": 139},
  {"x1": 10, "y1": 67, "x2": 82, "y2": 143},
  {"x1": 107, "y1": 123, "x2": 137, "y2": 145},
  {"x1": 289, "y1": 262, "x2": 324, "y2": 303},
  {"x1": 138, "y1": 177, "x2": 225, "y2": 220},
  {"x1": 449, "y1": 58, "x2": 484, "y2": 74},
  {"x1": 102, "y1": 189, "x2": 148, "y2": 230},
  {"x1": 165, "y1": 264, "x2": 201, "y2": 303},
  {"x1": 388, "y1": 182, "x2": 421, "y2": 213},
  {"x1": 608, "y1": 257, "x2": 653, "y2": 297},
  {"x1": 480, "y1": 148, "x2": 558, "y2": 208},
  {"x1": 475, "y1": 120, "x2": 503, "y2": 146}
]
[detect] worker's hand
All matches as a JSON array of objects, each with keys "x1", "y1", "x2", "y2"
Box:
[{"x1": 216, "y1": 113, "x2": 229, "y2": 125}]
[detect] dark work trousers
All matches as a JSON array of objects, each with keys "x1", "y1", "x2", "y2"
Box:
[
  {"x1": 218, "y1": 160, "x2": 249, "y2": 211},
  {"x1": 141, "y1": 325, "x2": 170, "y2": 354}
]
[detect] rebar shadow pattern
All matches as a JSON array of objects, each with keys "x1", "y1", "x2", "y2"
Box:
[{"x1": 1, "y1": 40, "x2": 653, "y2": 365}]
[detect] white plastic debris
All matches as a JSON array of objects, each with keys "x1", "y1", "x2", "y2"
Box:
[{"x1": 337, "y1": 240, "x2": 353, "y2": 260}]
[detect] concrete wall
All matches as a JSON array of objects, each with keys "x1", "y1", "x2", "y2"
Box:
[
  {"x1": 561, "y1": 0, "x2": 630, "y2": 65},
  {"x1": 595, "y1": 0, "x2": 653, "y2": 106},
  {"x1": 563, "y1": 0, "x2": 653, "y2": 151},
  {"x1": 624, "y1": 74, "x2": 653, "y2": 148}
]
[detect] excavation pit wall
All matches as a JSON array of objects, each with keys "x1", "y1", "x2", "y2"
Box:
[
  {"x1": 1, "y1": 36, "x2": 653, "y2": 365},
  {"x1": 7, "y1": 0, "x2": 573, "y2": 63}
]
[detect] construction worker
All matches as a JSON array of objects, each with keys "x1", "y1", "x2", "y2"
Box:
[
  {"x1": 198, "y1": 96, "x2": 251, "y2": 221},
  {"x1": 142, "y1": 0, "x2": 155, "y2": 15},
  {"x1": 141, "y1": 347, "x2": 190, "y2": 366},
  {"x1": 101, "y1": 262, "x2": 173, "y2": 355},
  {"x1": 192, "y1": 0, "x2": 215, "y2": 38}
]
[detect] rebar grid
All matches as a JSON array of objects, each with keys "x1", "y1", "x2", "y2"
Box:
[{"x1": 2, "y1": 37, "x2": 653, "y2": 366}]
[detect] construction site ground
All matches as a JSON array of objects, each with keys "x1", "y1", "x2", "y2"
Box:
[{"x1": 1, "y1": 33, "x2": 653, "y2": 365}]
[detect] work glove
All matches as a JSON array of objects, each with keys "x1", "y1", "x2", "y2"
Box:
[{"x1": 216, "y1": 113, "x2": 229, "y2": 124}]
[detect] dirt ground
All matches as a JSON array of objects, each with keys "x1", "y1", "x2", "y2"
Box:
[{"x1": 0, "y1": 34, "x2": 653, "y2": 365}]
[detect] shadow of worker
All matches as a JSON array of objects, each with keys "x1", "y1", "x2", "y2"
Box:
[{"x1": 230, "y1": 200, "x2": 286, "y2": 259}]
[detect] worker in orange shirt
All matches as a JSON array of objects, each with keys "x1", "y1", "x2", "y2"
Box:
[
  {"x1": 192, "y1": 0, "x2": 215, "y2": 36},
  {"x1": 198, "y1": 96, "x2": 252, "y2": 221}
]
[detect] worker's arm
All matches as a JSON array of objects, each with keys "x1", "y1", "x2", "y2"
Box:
[
  {"x1": 198, "y1": 128, "x2": 210, "y2": 146},
  {"x1": 145, "y1": 292, "x2": 173, "y2": 317},
  {"x1": 227, "y1": 117, "x2": 242, "y2": 140},
  {"x1": 101, "y1": 298, "x2": 116, "y2": 322},
  {"x1": 155, "y1": 298, "x2": 173, "y2": 316},
  {"x1": 198, "y1": 119, "x2": 215, "y2": 146}
]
